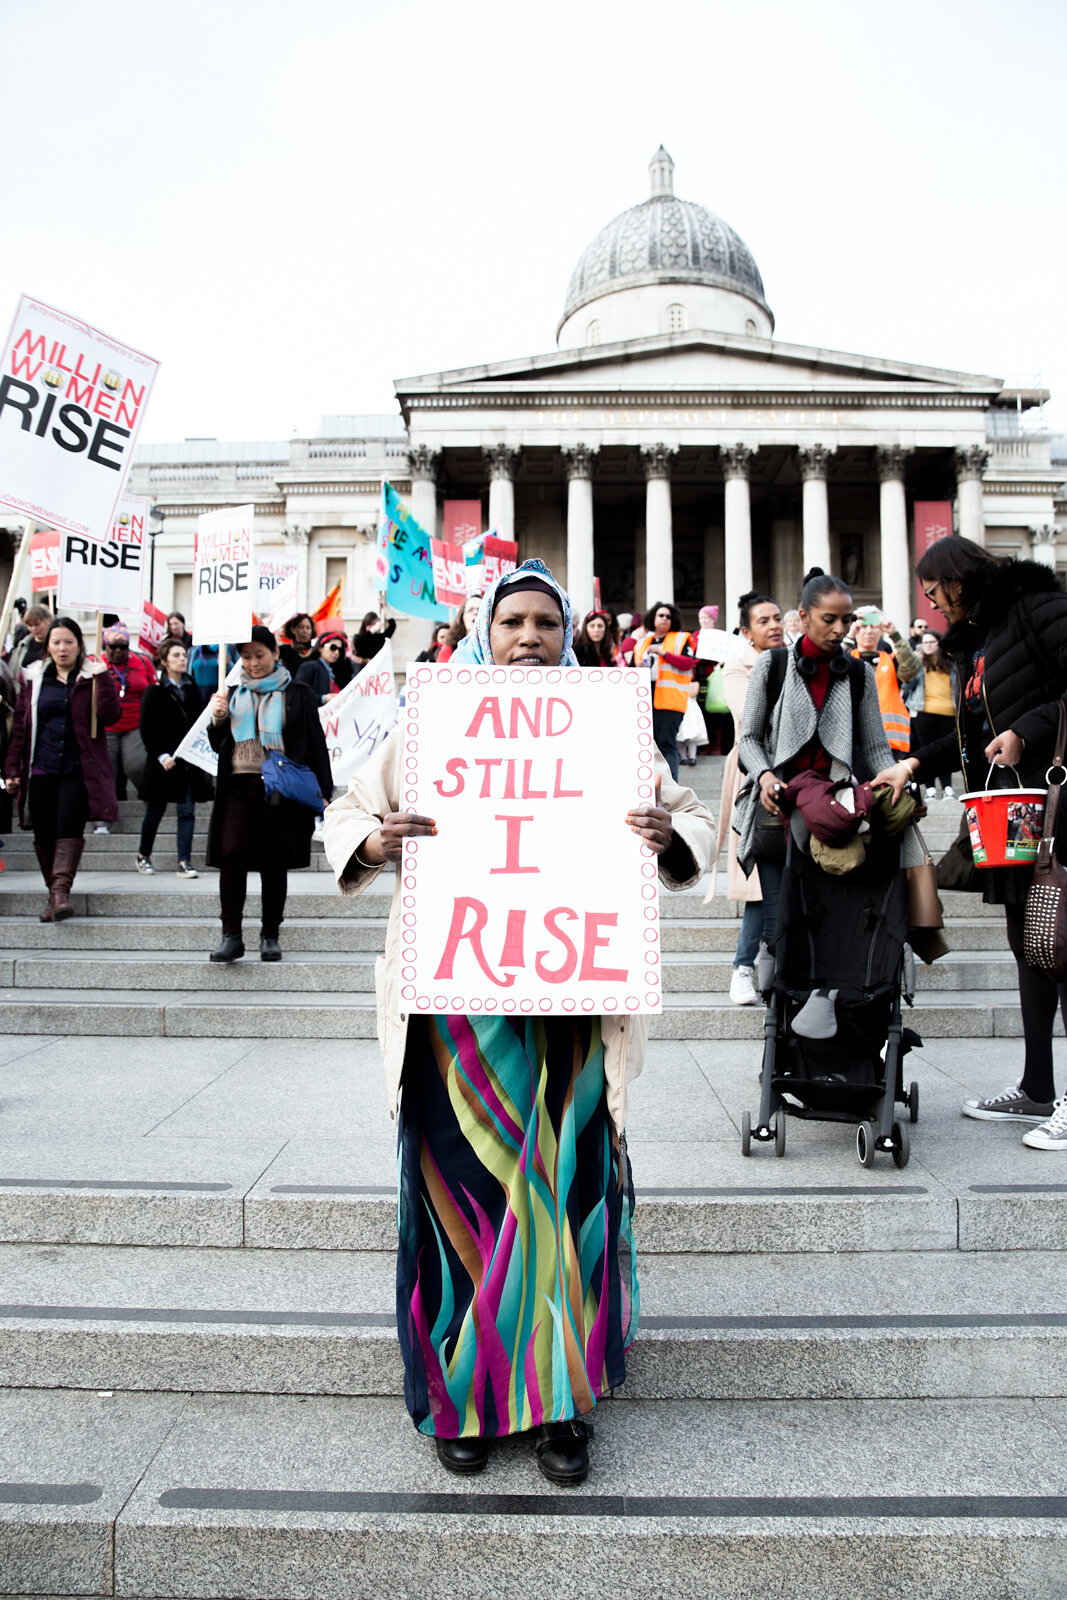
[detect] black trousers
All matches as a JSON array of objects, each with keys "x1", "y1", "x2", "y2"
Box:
[
  {"x1": 911, "y1": 712, "x2": 956, "y2": 783},
  {"x1": 652, "y1": 708, "x2": 683, "y2": 782},
  {"x1": 28, "y1": 773, "x2": 88, "y2": 850},
  {"x1": 1005, "y1": 901, "x2": 1067, "y2": 1104},
  {"x1": 217, "y1": 775, "x2": 288, "y2": 938}
]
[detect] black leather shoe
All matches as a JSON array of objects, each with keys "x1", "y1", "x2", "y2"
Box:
[
  {"x1": 260, "y1": 937, "x2": 282, "y2": 962},
  {"x1": 435, "y1": 1436, "x2": 489, "y2": 1475},
  {"x1": 209, "y1": 934, "x2": 245, "y2": 963},
  {"x1": 534, "y1": 1418, "x2": 591, "y2": 1485}
]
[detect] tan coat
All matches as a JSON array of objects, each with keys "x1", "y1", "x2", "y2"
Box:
[
  {"x1": 706, "y1": 642, "x2": 762, "y2": 905},
  {"x1": 322, "y1": 726, "x2": 715, "y2": 1136}
]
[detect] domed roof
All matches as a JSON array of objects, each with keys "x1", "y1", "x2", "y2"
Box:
[{"x1": 561, "y1": 147, "x2": 771, "y2": 327}]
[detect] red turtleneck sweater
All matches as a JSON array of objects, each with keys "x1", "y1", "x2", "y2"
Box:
[{"x1": 785, "y1": 636, "x2": 837, "y2": 777}]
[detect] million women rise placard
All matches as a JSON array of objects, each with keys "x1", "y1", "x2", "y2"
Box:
[
  {"x1": 400, "y1": 664, "x2": 662, "y2": 1015},
  {"x1": 0, "y1": 295, "x2": 158, "y2": 542}
]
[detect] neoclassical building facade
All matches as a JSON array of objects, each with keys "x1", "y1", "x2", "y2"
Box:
[{"x1": 8, "y1": 148, "x2": 1059, "y2": 655}]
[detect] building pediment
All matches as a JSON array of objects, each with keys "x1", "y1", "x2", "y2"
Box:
[{"x1": 395, "y1": 329, "x2": 1004, "y2": 417}]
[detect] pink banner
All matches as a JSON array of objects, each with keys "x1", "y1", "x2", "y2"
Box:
[
  {"x1": 430, "y1": 539, "x2": 467, "y2": 608},
  {"x1": 443, "y1": 500, "x2": 482, "y2": 546},
  {"x1": 139, "y1": 601, "x2": 167, "y2": 656},
  {"x1": 913, "y1": 501, "x2": 953, "y2": 625},
  {"x1": 30, "y1": 528, "x2": 60, "y2": 592},
  {"x1": 483, "y1": 535, "x2": 518, "y2": 589}
]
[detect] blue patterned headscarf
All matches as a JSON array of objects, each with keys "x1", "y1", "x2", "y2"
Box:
[{"x1": 452, "y1": 559, "x2": 578, "y2": 666}]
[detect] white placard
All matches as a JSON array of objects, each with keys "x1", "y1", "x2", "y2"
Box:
[
  {"x1": 319, "y1": 639, "x2": 398, "y2": 785},
  {"x1": 399, "y1": 663, "x2": 661, "y2": 1016},
  {"x1": 172, "y1": 658, "x2": 242, "y2": 777},
  {"x1": 265, "y1": 567, "x2": 300, "y2": 635},
  {"x1": 0, "y1": 294, "x2": 158, "y2": 542},
  {"x1": 256, "y1": 556, "x2": 299, "y2": 615},
  {"x1": 57, "y1": 492, "x2": 148, "y2": 615},
  {"x1": 695, "y1": 627, "x2": 748, "y2": 662},
  {"x1": 193, "y1": 505, "x2": 254, "y2": 645}
]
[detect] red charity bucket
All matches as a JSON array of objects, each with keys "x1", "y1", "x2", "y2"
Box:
[{"x1": 960, "y1": 766, "x2": 1045, "y2": 868}]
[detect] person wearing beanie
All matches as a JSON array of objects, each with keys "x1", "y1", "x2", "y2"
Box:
[{"x1": 205, "y1": 625, "x2": 333, "y2": 962}]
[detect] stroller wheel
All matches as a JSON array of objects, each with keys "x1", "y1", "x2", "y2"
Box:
[
  {"x1": 908, "y1": 1081, "x2": 920, "y2": 1125},
  {"x1": 892, "y1": 1119, "x2": 911, "y2": 1169},
  {"x1": 856, "y1": 1121, "x2": 877, "y2": 1169},
  {"x1": 741, "y1": 1110, "x2": 752, "y2": 1157},
  {"x1": 774, "y1": 1112, "x2": 787, "y2": 1158}
]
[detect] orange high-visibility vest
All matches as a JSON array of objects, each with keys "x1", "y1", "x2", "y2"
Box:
[
  {"x1": 635, "y1": 630, "x2": 692, "y2": 713},
  {"x1": 852, "y1": 648, "x2": 911, "y2": 753}
]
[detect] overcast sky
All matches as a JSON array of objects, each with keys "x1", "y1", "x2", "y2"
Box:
[{"x1": 4, "y1": 0, "x2": 1063, "y2": 444}]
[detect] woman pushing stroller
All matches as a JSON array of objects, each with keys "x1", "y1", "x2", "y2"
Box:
[{"x1": 733, "y1": 568, "x2": 924, "y2": 1163}]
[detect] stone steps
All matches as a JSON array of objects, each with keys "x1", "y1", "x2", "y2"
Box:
[
  {"x1": 3, "y1": 1241, "x2": 1066, "y2": 1401},
  {"x1": 0, "y1": 947, "x2": 1018, "y2": 994},
  {"x1": 5, "y1": 1388, "x2": 1064, "y2": 1600},
  {"x1": 0, "y1": 913, "x2": 1012, "y2": 953},
  {"x1": 0, "y1": 988, "x2": 1041, "y2": 1039},
  {"x1": 0, "y1": 873, "x2": 1009, "y2": 921}
]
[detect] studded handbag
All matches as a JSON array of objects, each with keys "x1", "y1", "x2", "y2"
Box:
[{"x1": 1023, "y1": 701, "x2": 1067, "y2": 982}]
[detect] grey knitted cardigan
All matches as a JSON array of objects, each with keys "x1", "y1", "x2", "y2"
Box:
[{"x1": 732, "y1": 645, "x2": 923, "y2": 874}]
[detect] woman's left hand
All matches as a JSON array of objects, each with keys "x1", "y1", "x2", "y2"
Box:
[
  {"x1": 87, "y1": 659, "x2": 108, "y2": 676},
  {"x1": 986, "y1": 730, "x2": 1024, "y2": 768},
  {"x1": 626, "y1": 775, "x2": 673, "y2": 855}
]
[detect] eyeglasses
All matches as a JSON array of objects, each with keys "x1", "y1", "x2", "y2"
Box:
[{"x1": 922, "y1": 584, "x2": 939, "y2": 603}]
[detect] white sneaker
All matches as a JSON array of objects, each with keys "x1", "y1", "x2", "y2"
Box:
[
  {"x1": 943, "y1": 785, "x2": 956, "y2": 801},
  {"x1": 135, "y1": 855, "x2": 154, "y2": 875},
  {"x1": 924, "y1": 787, "x2": 937, "y2": 801},
  {"x1": 729, "y1": 965, "x2": 759, "y2": 1006},
  {"x1": 1023, "y1": 1096, "x2": 1067, "y2": 1150},
  {"x1": 313, "y1": 820, "x2": 326, "y2": 841},
  {"x1": 94, "y1": 823, "x2": 110, "y2": 835},
  {"x1": 176, "y1": 860, "x2": 199, "y2": 879}
]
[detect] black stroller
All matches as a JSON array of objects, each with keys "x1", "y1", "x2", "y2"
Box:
[{"x1": 740, "y1": 827, "x2": 921, "y2": 1168}]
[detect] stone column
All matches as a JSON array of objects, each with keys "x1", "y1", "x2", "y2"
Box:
[
  {"x1": 722, "y1": 444, "x2": 753, "y2": 613},
  {"x1": 640, "y1": 444, "x2": 677, "y2": 606},
  {"x1": 874, "y1": 446, "x2": 912, "y2": 630},
  {"x1": 484, "y1": 445, "x2": 519, "y2": 544},
  {"x1": 283, "y1": 519, "x2": 311, "y2": 612},
  {"x1": 956, "y1": 446, "x2": 989, "y2": 547},
  {"x1": 797, "y1": 445, "x2": 834, "y2": 575},
  {"x1": 406, "y1": 446, "x2": 440, "y2": 540},
  {"x1": 562, "y1": 444, "x2": 597, "y2": 617}
]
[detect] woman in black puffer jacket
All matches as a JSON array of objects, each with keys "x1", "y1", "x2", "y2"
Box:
[{"x1": 875, "y1": 539, "x2": 1067, "y2": 1149}]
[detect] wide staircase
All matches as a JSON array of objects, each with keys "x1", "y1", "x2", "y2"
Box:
[{"x1": 1, "y1": 763, "x2": 1064, "y2": 1599}]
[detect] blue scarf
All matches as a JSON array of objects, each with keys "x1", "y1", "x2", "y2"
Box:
[
  {"x1": 452, "y1": 559, "x2": 578, "y2": 666},
  {"x1": 229, "y1": 663, "x2": 290, "y2": 752}
]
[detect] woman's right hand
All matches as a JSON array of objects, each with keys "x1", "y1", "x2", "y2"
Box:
[
  {"x1": 872, "y1": 759, "x2": 917, "y2": 804},
  {"x1": 210, "y1": 691, "x2": 229, "y2": 722},
  {"x1": 377, "y1": 810, "x2": 438, "y2": 862},
  {"x1": 759, "y1": 771, "x2": 782, "y2": 815}
]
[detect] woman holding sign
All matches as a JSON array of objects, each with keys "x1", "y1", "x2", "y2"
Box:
[
  {"x1": 5, "y1": 617, "x2": 121, "y2": 920},
  {"x1": 206, "y1": 625, "x2": 333, "y2": 962},
  {"x1": 323, "y1": 560, "x2": 714, "y2": 1486}
]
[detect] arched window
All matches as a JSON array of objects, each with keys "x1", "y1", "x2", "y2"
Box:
[
  {"x1": 587, "y1": 319, "x2": 602, "y2": 347},
  {"x1": 665, "y1": 302, "x2": 687, "y2": 334},
  {"x1": 745, "y1": 318, "x2": 758, "y2": 336}
]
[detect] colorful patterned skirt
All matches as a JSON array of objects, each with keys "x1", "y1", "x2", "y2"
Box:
[{"x1": 396, "y1": 1013, "x2": 639, "y2": 1438}]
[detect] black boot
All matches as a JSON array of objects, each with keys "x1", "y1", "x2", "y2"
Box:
[
  {"x1": 209, "y1": 933, "x2": 245, "y2": 963},
  {"x1": 435, "y1": 1437, "x2": 489, "y2": 1476},
  {"x1": 534, "y1": 1418, "x2": 591, "y2": 1485},
  {"x1": 260, "y1": 936, "x2": 282, "y2": 962},
  {"x1": 34, "y1": 844, "x2": 55, "y2": 922}
]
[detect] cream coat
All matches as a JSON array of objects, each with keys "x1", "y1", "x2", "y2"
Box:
[
  {"x1": 323, "y1": 727, "x2": 715, "y2": 1136},
  {"x1": 706, "y1": 641, "x2": 762, "y2": 905}
]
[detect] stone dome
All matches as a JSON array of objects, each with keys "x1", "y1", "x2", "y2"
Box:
[{"x1": 558, "y1": 148, "x2": 773, "y2": 344}]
